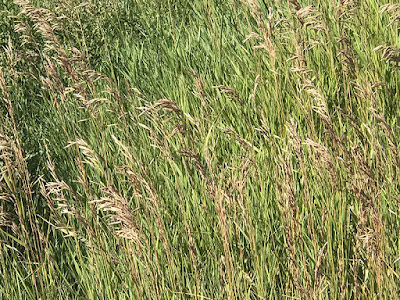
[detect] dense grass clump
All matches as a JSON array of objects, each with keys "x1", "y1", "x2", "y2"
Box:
[{"x1": 1, "y1": 0, "x2": 400, "y2": 298}]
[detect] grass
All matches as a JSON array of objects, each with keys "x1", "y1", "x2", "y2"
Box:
[{"x1": 1, "y1": 0, "x2": 400, "y2": 298}]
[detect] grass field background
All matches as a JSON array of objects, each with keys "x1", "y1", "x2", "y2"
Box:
[{"x1": 1, "y1": 0, "x2": 400, "y2": 298}]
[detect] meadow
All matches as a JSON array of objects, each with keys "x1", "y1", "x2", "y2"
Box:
[{"x1": 1, "y1": 0, "x2": 400, "y2": 298}]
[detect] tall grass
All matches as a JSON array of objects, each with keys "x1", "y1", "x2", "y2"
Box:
[{"x1": 1, "y1": 0, "x2": 400, "y2": 298}]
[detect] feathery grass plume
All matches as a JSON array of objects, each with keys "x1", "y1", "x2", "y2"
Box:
[
  {"x1": 66, "y1": 139, "x2": 103, "y2": 174},
  {"x1": 380, "y1": 4, "x2": 400, "y2": 26},
  {"x1": 2, "y1": 39, "x2": 19, "y2": 71},
  {"x1": 374, "y1": 45, "x2": 400, "y2": 70},
  {"x1": 286, "y1": 118, "x2": 302, "y2": 163},
  {"x1": 242, "y1": 0, "x2": 276, "y2": 58},
  {"x1": 289, "y1": 30, "x2": 335, "y2": 141},
  {"x1": 223, "y1": 127, "x2": 255, "y2": 151},
  {"x1": 42, "y1": 144, "x2": 146, "y2": 296},
  {"x1": 90, "y1": 186, "x2": 143, "y2": 246},
  {"x1": 336, "y1": 0, "x2": 358, "y2": 21},
  {"x1": 41, "y1": 148, "x2": 92, "y2": 239},
  {"x1": 255, "y1": 110, "x2": 273, "y2": 144},
  {"x1": 333, "y1": 0, "x2": 359, "y2": 105},
  {"x1": 295, "y1": 5, "x2": 328, "y2": 33},
  {"x1": 190, "y1": 70, "x2": 207, "y2": 108},
  {"x1": 13, "y1": 19, "x2": 35, "y2": 47},
  {"x1": 13, "y1": 0, "x2": 118, "y2": 121},
  {"x1": 0, "y1": 69, "x2": 9, "y2": 101},
  {"x1": 42, "y1": 54, "x2": 64, "y2": 95},
  {"x1": 140, "y1": 98, "x2": 183, "y2": 117},
  {"x1": 337, "y1": 36, "x2": 356, "y2": 78},
  {"x1": 355, "y1": 78, "x2": 400, "y2": 168},
  {"x1": 39, "y1": 178, "x2": 87, "y2": 242},
  {"x1": 307, "y1": 82, "x2": 332, "y2": 126},
  {"x1": 138, "y1": 98, "x2": 190, "y2": 148},
  {"x1": 353, "y1": 79, "x2": 379, "y2": 114},
  {"x1": 213, "y1": 85, "x2": 243, "y2": 106},
  {"x1": 0, "y1": 136, "x2": 18, "y2": 235},
  {"x1": 289, "y1": 30, "x2": 322, "y2": 138},
  {"x1": 0, "y1": 202, "x2": 14, "y2": 230},
  {"x1": 177, "y1": 149, "x2": 210, "y2": 185},
  {"x1": 14, "y1": 0, "x2": 62, "y2": 45},
  {"x1": 113, "y1": 161, "x2": 174, "y2": 290}
]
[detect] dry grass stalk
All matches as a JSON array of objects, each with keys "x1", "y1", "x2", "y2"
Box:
[
  {"x1": 289, "y1": 0, "x2": 301, "y2": 11},
  {"x1": 286, "y1": 118, "x2": 302, "y2": 161},
  {"x1": 139, "y1": 99, "x2": 186, "y2": 138},
  {"x1": 307, "y1": 83, "x2": 332, "y2": 126},
  {"x1": 114, "y1": 155, "x2": 178, "y2": 290},
  {"x1": 255, "y1": 110, "x2": 273, "y2": 143},
  {"x1": 42, "y1": 150, "x2": 91, "y2": 235},
  {"x1": 0, "y1": 68, "x2": 10, "y2": 101},
  {"x1": 215, "y1": 185, "x2": 235, "y2": 298},
  {"x1": 250, "y1": 74, "x2": 260, "y2": 101},
  {"x1": 347, "y1": 140, "x2": 386, "y2": 294},
  {"x1": 13, "y1": 20, "x2": 35, "y2": 47},
  {"x1": 313, "y1": 242, "x2": 328, "y2": 298},
  {"x1": 0, "y1": 210, "x2": 14, "y2": 230},
  {"x1": 370, "y1": 107, "x2": 400, "y2": 168},
  {"x1": 138, "y1": 99, "x2": 194, "y2": 153},
  {"x1": 42, "y1": 149, "x2": 134, "y2": 277},
  {"x1": 286, "y1": 119, "x2": 322, "y2": 259},
  {"x1": 303, "y1": 139, "x2": 335, "y2": 182},
  {"x1": 374, "y1": 44, "x2": 400, "y2": 70},
  {"x1": 41, "y1": 54, "x2": 66, "y2": 101},
  {"x1": 290, "y1": 33, "x2": 334, "y2": 138},
  {"x1": 336, "y1": 106, "x2": 366, "y2": 144},
  {"x1": 275, "y1": 149, "x2": 310, "y2": 298},
  {"x1": 0, "y1": 66, "x2": 46, "y2": 293},
  {"x1": 0, "y1": 140, "x2": 19, "y2": 236}
]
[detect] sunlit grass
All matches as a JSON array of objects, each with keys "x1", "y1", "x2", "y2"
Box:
[{"x1": 1, "y1": 0, "x2": 400, "y2": 298}]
